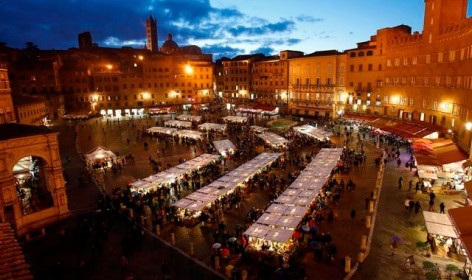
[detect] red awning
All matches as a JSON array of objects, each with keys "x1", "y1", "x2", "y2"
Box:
[
  {"x1": 413, "y1": 138, "x2": 467, "y2": 166},
  {"x1": 253, "y1": 104, "x2": 276, "y2": 112},
  {"x1": 341, "y1": 113, "x2": 379, "y2": 123},
  {"x1": 366, "y1": 117, "x2": 436, "y2": 139}
]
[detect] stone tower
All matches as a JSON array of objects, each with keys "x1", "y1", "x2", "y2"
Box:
[
  {"x1": 423, "y1": 0, "x2": 468, "y2": 43},
  {"x1": 146, "y1": 15, "x2": 158, "y2": 52}
]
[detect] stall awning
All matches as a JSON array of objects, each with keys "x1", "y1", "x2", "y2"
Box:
[
  {"x1": 367, "y1": 117, "x2": 437, "y2": 139},
  {"x1": 341, "y1": 113, "x2": 379, "y2": 123},
  {"x1": 448, "y1": 206, "x2": 472, "y2": 260},
  {"x1": 85, "y1": 146, "x2": 116, "y2": 162},
  {"x1": 423, "y1": 211, "x2": 458, "y2": 238},
  {"x1": 413, "y1": 138, "x2": 468, "y2": 167}
]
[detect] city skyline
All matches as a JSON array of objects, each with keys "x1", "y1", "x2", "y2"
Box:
[{"x1": 3, "y1": 0, "x2": 469, "y2": 59}]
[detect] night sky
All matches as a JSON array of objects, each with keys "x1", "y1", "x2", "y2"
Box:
[{"x1": 1, "y1": 0, "x2": 470, "y2": 59}]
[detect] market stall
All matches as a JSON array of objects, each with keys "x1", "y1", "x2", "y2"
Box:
[
  {"x1": 146, "y1": 126, "x2": 178, "y2": 136},
  {"x1": 258, "y1": 132, "x2": 289, "y2": 150},
  {"x1": 85, "y1": 146, "x2": 117, "y2": 169},
  {"x1": 198, "y1": 123, "x2": 227, "y2": 133},
  {"x1": 213, "y1": 140, "x2": 236, "y2": 157},
  {"x1": 172, "y1": 153, "x2": 282, "y2": 224},
  {"x1": 129, "y1": 154, "x2": 219, "y2": 194},
  {"x1": 448, "y1": 207, "x2": 472, "y2": 267},
  {"x1": 413, "y1": 138, "x2": 468, "y2": 189},
  {"x1": 222, "y1": 116, "x2": 248, "y2": 124},
  {"x1": 173, "y1": 130, "x2": 203, "y2": 141},
  {"x1": 250, "y1": 126, "x2": 269, "y2": 133},
  {"x1": 176, "y1": 114, "x2": 202, "y2": 123},
  {"x1": 164, "y1": 120, "x2": 192, "y2": 128},
  {"x1": 293, "y1": 124, "x2": 332, "y2": 141},
  {"x1": 423, "y1": 211, "x2": 459, "y2": 257},
  {"x1": 244, "y1": 148, "x2": 343, "y2": 254}
]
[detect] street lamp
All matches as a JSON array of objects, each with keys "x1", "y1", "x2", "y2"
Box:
[{"x1": 185, "y1": 64, "x2": 193, "y2": 75}]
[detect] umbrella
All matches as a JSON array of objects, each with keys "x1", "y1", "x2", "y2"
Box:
[
  {"x1": 392, "y1": 235, "x2": 402, "y2": 244},
  {"x1": 292, "y1": 231, "x2": 302, "y2": 239},
  {"x1": 228, "y1": 237, "x2": 237, "y2": 243},
  {"x1": 212, "y1": 243, "x2": 222, "y2": 249}
]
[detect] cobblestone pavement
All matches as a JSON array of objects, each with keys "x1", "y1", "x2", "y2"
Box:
[
  {"x1": 69, "y1": 116, "x2": 385, "y2": 280},
  {"x1": 25, "y1": 115, "x2": 454, "y2": 280},
  {"x1": 352, "y1": 141, "x2": 465, "y2": 280}
]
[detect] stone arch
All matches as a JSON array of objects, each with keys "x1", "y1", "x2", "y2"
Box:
[
  {"x1": 0, "y1": 127, "x2": 69, "y2": 236},
  {"x1": 11, "y1": 155, "x2": 55, "y2": 215},
  {"x1": 6, "y1": 151, "x2": 51, "y2": 177}
]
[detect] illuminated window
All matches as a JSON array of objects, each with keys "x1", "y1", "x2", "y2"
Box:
[
  {"x1": 438, "y1": 52, "x2": 443, "y2": 63},
  {"x1": 420, "y1": 112, "x2": 425, "y2": 121}
]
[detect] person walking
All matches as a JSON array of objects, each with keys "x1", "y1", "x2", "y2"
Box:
[
  {"x1": 408, "y1": 180, "x2": 413, "y2": 192},
  {"x1": 414, "y1": 201, "x2": 421, "y2": 214},
  {"x1": 439, "y1": 202, "x2": 446, "y2": 214},
  {"x1": 398, "y1": 176, "x2": 403, "y2": 190},
  {"x1": 428, "y1": 199, "x2": 435, "y2": 211}
]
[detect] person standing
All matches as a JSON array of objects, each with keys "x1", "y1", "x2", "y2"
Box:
[
  {"x1": 439, "y1": 202, "x2": 446, "y2": 214},
  {"x1": 408, "y1": 180, "x2": 413, "y2": 192},
  {"x1": 398, "y1": 177, "x2": 403, "y2": 190},
  {"x1": 414, "y1": 201, "x2": 421, "y2": 214}
]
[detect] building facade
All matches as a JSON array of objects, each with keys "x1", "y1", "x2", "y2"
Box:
[
  {"x1": 0, "y1": 64, "x2": 15, "y2": 123},
  {"x1": 288, "y1": 50, "x2": 347, "y2": 118},
  {"x1": 252, "y1": 56, "x2": 290, "y2": 106},
  {"x1": 373, "y1": 0, "x2": 472, "y2": 151}
]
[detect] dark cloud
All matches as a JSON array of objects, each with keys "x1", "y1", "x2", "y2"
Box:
[
  {"x1": 201, "y1": 44, "x2": 244, "y2": 60},
  {"x1": 296, "y1": 15, "x2": 323, "y2": 23},
  {"x1": 251, "y1": 46, "x2": 275, "y2": 56},
  {"x1": 0, "y1": 0, "x2": 306, "y2": 57},
  {"x1": 227, "y1": 20, "x2": 295, "y2": 37}
]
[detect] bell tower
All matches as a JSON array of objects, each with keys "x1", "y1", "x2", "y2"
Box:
[{"x1": 146, "y1": 15, "x2": 158, "y2": 52}]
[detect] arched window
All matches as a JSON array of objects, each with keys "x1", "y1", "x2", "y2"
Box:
[
  {"x1": 358, "y1": 51, "x2": 365, "y2": 57},
  {"x1": 350, "y1": 52, "x2": 356, "y2": 57},
  {"x1": 366, "y1": 50, "x2": 373, "y2": 56}
]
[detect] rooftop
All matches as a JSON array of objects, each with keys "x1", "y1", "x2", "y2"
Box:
[{"x1": 0, "y1": 123, "x2": 56, "y2": 141}]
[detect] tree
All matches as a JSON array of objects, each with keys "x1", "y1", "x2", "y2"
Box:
[{"x1": 24, "y1": 42, "x2": 39, "y2": 52}]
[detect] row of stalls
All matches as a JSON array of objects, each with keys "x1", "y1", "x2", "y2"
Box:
[
  {"x1": 147, "y1": 126, "x2": 203, "y2": 141},
  {"x1": 236, "y1": 105, "x2": 279, "y2": 119},
  {"x1": 257, "y1": 132, "x2": 289, "y2": 150},
  {"x1": 171, "y1": 153, "x2": 282, "y2": 226},
  {"x1": 199, "y1": 123, "x2": 227, "y2": 133},
  {"x1": 340, "y1": 114, "x2": 469, "y2": 190},
  {"x1": 244, "y1": 148, "x2": 344, "y2": 255},
  {"x1": 176, "y1": 114, "x2": 202, "y2": 123},
  {"x1": 129, "y1": 154, "x2": 220, "y2": 195},
  {"x1": 223, "y1": 116, "x2": 248, "y2": 124},
  {"x1": 293, "y1": 124, "x2": 333, "y2": 142},
  {"x1": 213, "y1": 140, "x2": 236, "y2": 157}
]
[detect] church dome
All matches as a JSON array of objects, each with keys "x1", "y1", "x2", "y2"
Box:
[{"x1": 160, "y1": 33, "x2": 179, "y2": 54}]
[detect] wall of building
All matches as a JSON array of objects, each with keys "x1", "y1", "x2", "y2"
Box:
[{"x1": 0, "y1": 65, "x2": 15, "y2": 123}]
